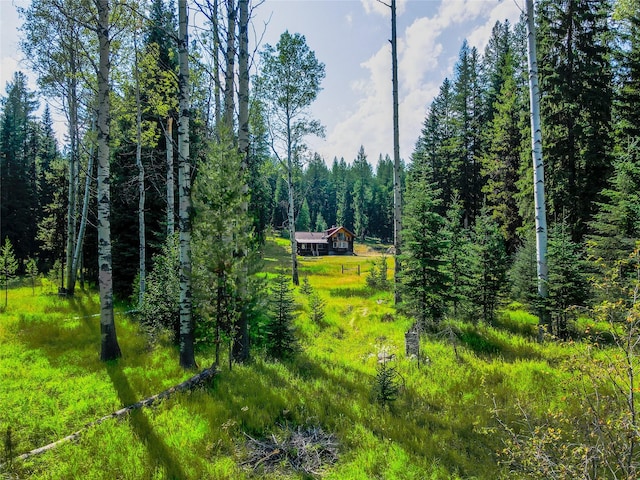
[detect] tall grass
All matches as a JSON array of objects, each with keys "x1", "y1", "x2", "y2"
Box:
[{"x1": 0, "y1": 239, "x2": 614, "y2": 479}]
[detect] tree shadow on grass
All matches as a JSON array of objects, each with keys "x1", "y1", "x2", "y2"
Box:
[{"x1": 106, "y1": 362, "x2": 187, "y2": 480}]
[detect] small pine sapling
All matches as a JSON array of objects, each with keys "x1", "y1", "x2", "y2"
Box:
[
  {"x1": 373, "y1": 349, "x2": 400, "y2": 408},
  {"x1": 300, "y1": 275, "x2": 313, "y2": 295},
  {"x1": 0, "y1": 238, "x2": 19, "y2": 308},
  {"x1": 25, "y1": 257, "x2": 39, "y2": 295},
  {"x1": 308, "y1": 291, "x2": 326, "y2": 325}
]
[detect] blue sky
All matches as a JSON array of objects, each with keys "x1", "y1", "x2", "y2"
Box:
[{"x1": 1, "y1": 0, "x2": 524, "y2": 165}]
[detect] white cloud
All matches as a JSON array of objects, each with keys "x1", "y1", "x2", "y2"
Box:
[
  {"x1": 466, "y1": 1, "x2": 523, "y2": 52},
  {"x1": 314, "y1": 0, "x2": 527, "y2": 164}
]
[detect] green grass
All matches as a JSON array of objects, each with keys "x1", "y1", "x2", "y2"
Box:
[{"x1": 0, "y1": 239, "x2": 620, "y2": 479}]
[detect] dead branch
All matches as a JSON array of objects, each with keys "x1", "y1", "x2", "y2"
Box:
[{"x1": 5, "y1": 367, "x2": 217, "y2": 466}]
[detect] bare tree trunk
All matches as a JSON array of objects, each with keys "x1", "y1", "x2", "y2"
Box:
[
  {"x1": 232, "y1": 0, "x2": 250, "y2": 362},
  {"x1": 97, "y1": 0, "x2": 121, "y2": 361},
  {"x1": 391, "y1": 0, "x2": 402, "y2": 305},
  {"x1": 71, "y1": 120, "x2": 96, "y2": 291},
  {"x1": 166, "y1": 117, "x2": 174, "y2": 237},
  {"x1": 178, "y1": 0, "x2": 195, "y2": 369},
  {"x1": 223, "y1": 0, "x2": 236, "y2": 129},
  {"x1": 134, "y1": 32, "x2": 146, "y2": 308},
  {"x1": 525, "y1": 0, "x2": 549, "y2": 337},
  {"x1": 286, "y1": 118, "x2": 299, "y2": 286},
  {"x1": 65, "y1": 62, "x2": 79, "y2": 295},
  {"x1": 213, "y1": 0, "x2": 221, "y2": 128}
]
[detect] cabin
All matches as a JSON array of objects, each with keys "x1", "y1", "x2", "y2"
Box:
[{"x1": 295, "y1": 226, "x2": 355, "y2": 256}]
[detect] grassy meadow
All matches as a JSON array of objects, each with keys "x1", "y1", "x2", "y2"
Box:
[{"x1": 0, "y1": 237, "x2": 611, "y2": 479}]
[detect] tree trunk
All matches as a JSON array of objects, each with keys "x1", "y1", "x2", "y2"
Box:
[
  {"x1": 232, "y1": 0, "x2": 250, "y2": 363},
  {"x1": 525, "y1": 0, "x2": 549, "y2": 336},
  {"x1": 223, "y1": 0, "x2": 237, "y2": 129},
  {"x1": 65, "y1": 61, "x2": 79, "y2": 296},
  {"x1": 286, "y1": 118, "x2": 299, "y2": 286},
  {"x1": 178, "y1": 0, "x2": 195, "y2": 369},
  {"x1": 166, "y1": 117, "x2": 174, "y2": 237},
  {"x1": 71, "y1": 120, "x2": 95, "y2": 291},
  {"x1": 391, "y1": 0, "x2": 402, "y2": 304},
  {"x1": 134, "y1": 33, "x2": 146, "y2": 308},
  {"x1": 97, "y1": 0, "x2": 121, "y2": 361}
]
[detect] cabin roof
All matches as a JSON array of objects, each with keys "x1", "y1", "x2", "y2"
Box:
[
  {"x1": 294, "y1": 231, "x2": 328, "y2": 244},
  {"x1": 294, "y1": 226, "x2": 355, "y2": 244},
  {"x1": 326, "y1": 226, "x2": 355, "y2": 238}
]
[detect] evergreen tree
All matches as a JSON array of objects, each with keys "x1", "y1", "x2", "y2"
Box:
[
  {"x1": 0, "y1": 237, "x2": 19, "y2": 307},
  {"x1": 469, "y1": 209, "x2": 508, "y2": 323},
  {"x1": 295, "y1": 198, "x2": 311, "y2": 231},
  {"x1": 0, "y1": 72, "x2": 39, "y2": 261},
  {"x1": 443, "y1": 197, "x2": 473, "y2": 318},
  {"x1": 481, "y1": 50, "x2": 526, "y2": 254},
  {"x1": 509, "y1": 231, "x2": 539, "y2": 308},
  {"x1": 412, "y1": 79, "x2": 457, "y2": 215},
  {"x1": 546, "y1": 221, "x2": 589, "y2": 337},
  {"x1": 538, "y1": 0, "x2": 614, "y2": 240},
  {"x1": 452, "y1": 42, "x2": 483, "y2": 225},
  {"x1": 352, "y1": 146, "x2": 372, "y2": 240},
  {"x1": 266, "y1": 272, "x2": 298, "y2": 359},
  {"x1": 401, "y1": 163, "x2": 450, "y2": 326}
]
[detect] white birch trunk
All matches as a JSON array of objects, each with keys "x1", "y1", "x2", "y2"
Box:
[
  {"x1": 97, "y1": 0, "x2": 121, "y2": 361},
  {"x1": 223, "y1": 0, "x2": 236, "y2": 129},
  {"x1": 166, "y1": 117, "x2": 174, "y2": 237},
  {"x1": 71, "y1": 121, "x2": 95, "y2": 289},
  {"x1": 525, "y1": 0, "x2": 549, "y2": 333},
  {"x1": 232, "y1": 0, "x2": 250, "y2": 362},
  {"x1": 65, "y1": 64, "x2": 78, "y2": 295},
  {"x1": 134, "y1": 33, "x2": 146, "y2": 308},
  {"x1": 286, "y1": 117, "x2": 299, "y2": 286},
  {"x1": 178, "y1": 0, "x2": 195, "y2": 368}
]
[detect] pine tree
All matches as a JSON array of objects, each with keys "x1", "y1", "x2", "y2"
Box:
[
  {"x1": 401, "y1": 163, "x2": 450, "y2": 327},
  {"x1": 481, "y1": 50, "x2": 526, "y2": 254},
  {"x1": 469, "y1": 209, "x2": 508, "y2": 323},
  {"x1": 295, "y1": 198, "x2": 311, "y2": 232},
  {"x1": 0, "y1": 238, "x2": 19, "y2": 307},
  {"x1": 538, "y1": 0, "x2": 614, "y2": 240},
  {"x1": 509, "y1": 232, "x2": 539, "y2": 308},
  {"x1": 546, "y1": 221, "x2": 589, "y2": 337},
  {"x1": 266, "y1": 272, "x2": 298, "y2": 359},
  {"x1": 0, "y1": 72, "x2": 39, "y2": 261},
  {"x1": 443, "y1": 197, "x2": 473, "y2": 318}
]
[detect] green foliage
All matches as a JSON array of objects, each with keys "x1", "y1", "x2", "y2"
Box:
[
  {"x1": 266, "y1": 272, "x2": 298, "y2": 359},
  {"x1": 308, "y1": 291, "x2": 326, "y2": 325},
  {"x1": 24, "y1": 257, "x2": 39, "y2": 295},
  {"x1": 443, "y1": 197, "x2": 473, "y2": 317},
  {"x1": 546, "y1": 222, "x2": 589, "y2": 337},
  {"x1": 366, "y1": 255, "x2": 390, "y2": 290},
  {"x1": 469, "y1": 210, "x2": 508, "y2": 323},
  {"x1": 0, "y1": 237, "x2": 19, "y2": 307},
  {"x1": 136, "y1": 234, "x2": 180, "y2": 343},
  {"x1": 295, "y1": 198, "x2": 311, "y2": 231},
  {"x1": 509, "y1": 232, "x2": 539, "y2": 309},
  {"x1": 373, "y1": 357, "x2": 400, "y2": 409},
  {"x1": 299, "y1": 275, "x2": 313, "y2": 295},
  {"x1": 401, "y1": 166, "x2": 450, "y2": 326}
]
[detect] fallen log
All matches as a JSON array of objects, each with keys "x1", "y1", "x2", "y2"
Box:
[{"x1": 6, "y1": 366, "x2": 217, "y2": 465}]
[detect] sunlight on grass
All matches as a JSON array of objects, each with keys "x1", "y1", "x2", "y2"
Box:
[{"x1": 1, "y1": 239, "x2": 614, "y2": 479}]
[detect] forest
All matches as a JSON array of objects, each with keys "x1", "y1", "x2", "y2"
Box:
[{"x1": 1, "y1": 0, "x2": 640, "y2": 478}]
